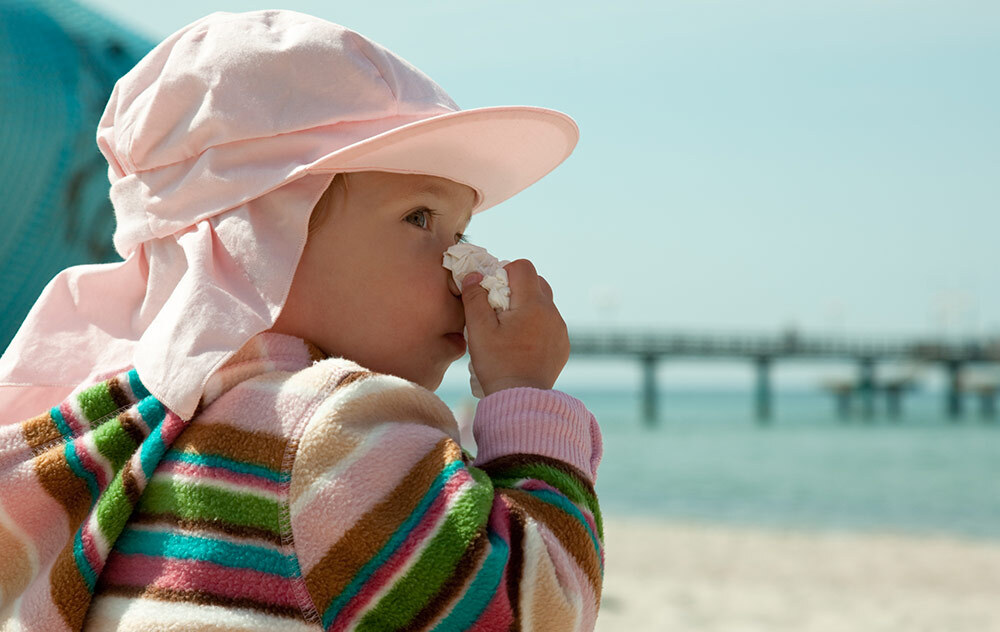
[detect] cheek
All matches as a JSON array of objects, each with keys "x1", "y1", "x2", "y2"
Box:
[{"x1": 375, "y1": 250, "x2": 450, "y2": 310}]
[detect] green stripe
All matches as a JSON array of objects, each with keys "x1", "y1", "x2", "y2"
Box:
[
  {"x1": 95, "y1": 474, "x2": 134, "y2": 544},
  {"x1": 489, "y1": 463, "x2": 602, "y2": 539},
  {"x1": 320, "y1": 460, "x2": 465, "y2": 627},
  {"x1": 137, "y1": 478, "x2": 282, "y2": 535},
  {"x1": 357, "y1": 466, "x2": 494, "y2": 631},
  {"x1": 92, "y1": 416, "x2": 138, "y2": 471},
  {"x1": 78, "y1": 381, "x2": 120, "y2": 425},
  {"x1": 488, "y1": 462, "x2": 595, "y2": 507},
  {"x1": 115, "y1": 528, "x2": 296, "y2": 576}
]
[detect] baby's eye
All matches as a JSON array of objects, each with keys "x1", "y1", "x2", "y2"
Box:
[{"x1": 405, "y1": 208, "x2": 430, "y2": 229}]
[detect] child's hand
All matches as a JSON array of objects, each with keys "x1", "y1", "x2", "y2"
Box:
[{"x1": 460, "y1": 259, "x2": 570, "y2": 396}]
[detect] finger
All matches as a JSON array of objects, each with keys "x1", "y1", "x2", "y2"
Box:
[
  {"x1": 538, "y1": 275, "x2": 553, "y2": 302},
  {"x1": 503, "y1": 259, "x2": 544, "y2": 310},
  {"x1": 460, "y1": 272, "x2": 498, "y2": 334}
]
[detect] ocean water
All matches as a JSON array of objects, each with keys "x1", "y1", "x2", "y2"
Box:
[{"x1": 438, "y1": 387, "x2": 1000, "y2": 541}]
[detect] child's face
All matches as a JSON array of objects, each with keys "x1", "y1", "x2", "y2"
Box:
[{"x1": 271, "y1": 171, "x2": 476, "y2": 391}]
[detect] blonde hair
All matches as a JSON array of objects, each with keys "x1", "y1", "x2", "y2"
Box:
[{"x1": 308, "y1": 172, "x2": 349, "y2": 235}]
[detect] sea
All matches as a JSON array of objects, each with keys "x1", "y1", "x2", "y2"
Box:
[{"x1": 437, "y1": 386, "x2": 1000, "y2": 542}]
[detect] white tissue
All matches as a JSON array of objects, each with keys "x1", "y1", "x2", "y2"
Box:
[
  {"x1": 442, "y1": 243, "x2": 511, "y2": 398},
  {"x1": 442, "y1": 243, "x2": 511, "y2": 312}
]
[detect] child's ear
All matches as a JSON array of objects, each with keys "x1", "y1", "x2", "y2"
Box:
[{"x1": 308, "y1": 173, "x2": 346, "y2": 235}]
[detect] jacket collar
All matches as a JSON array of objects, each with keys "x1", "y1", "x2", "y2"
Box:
[{"x1": 198, "y1": 332, "x2": 327, "y2": 411}]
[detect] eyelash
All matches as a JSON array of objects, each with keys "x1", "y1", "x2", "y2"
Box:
[{"x1": 407, "y1": 208, "x2": 469, "y2": 243}]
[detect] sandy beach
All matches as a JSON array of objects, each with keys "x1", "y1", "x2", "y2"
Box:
[{"x1": 596, "y1": 516, "x2": 1000, "y2": 632}]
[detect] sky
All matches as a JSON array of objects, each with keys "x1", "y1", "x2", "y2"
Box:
[{"x1": 78, "y1": 0, "x2": 1000, "y2": 391}]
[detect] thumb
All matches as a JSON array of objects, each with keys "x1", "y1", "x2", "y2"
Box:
[{"x1": 460, "y1": 273, "x2": 496, "y2": 332}]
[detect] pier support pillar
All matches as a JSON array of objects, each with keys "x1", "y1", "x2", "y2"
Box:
[
  {"x1": 641, "y1": 354, "x2": 658, "y2": 427},
  {"x1": 755, "y1": 356, "x2": 772, "y2": 424},
  {"x1": 885, "y1": 384, "x2": 902, "y2": 421},
  {"x1": 945, "y1": 360, "x2": 964, "y2": 421},
  {"x1": 858, "y1": 358, "x2": 876, "y2": 421}
]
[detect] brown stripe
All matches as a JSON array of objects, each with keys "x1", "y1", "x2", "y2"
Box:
[
  {"x1": 528, "y1": 541, "x2": 577, "y2": 632},
  {"x1": 99, "y1": 584, "x2": 306, "y2": 620},
  {"x1": 118, "y1": 410, "x2": 148, "y2": 449},
  {"x1": 35, "y1": 448, "x2": 92, "y2": 526},
  {"x1": 305, "y1": 341, "x2": 328, "y2": 362},
  {"x1": 507, "y1": 505, "x2": 526, "y2": 632},
  {"x1": 122, "y1": 461, "x2": 143, "y2": 506},
  {"x1": 408, "y1": 529, "x2": 489, "y2": 631},
  {"x1": 107, "y1": 376, "x2": 134, "y2": 411},
  {"x1": 170, "y1": 423, "x2": 287, "y2": 472},
  {"x1": 479, "y1": 453, "x2": 596, "y2": 498},
  {"x1": 22, "y1": 412, "x2": 63, "y2": 456},
  {"x1": 0, "y1": 520, "x2": 35, "y2": 606},
  {"x1": 129, "y1": 511, "x2": 285, "y2": 546},
  {"x1": 326, "y1": 373, "x2": 456, "y2": 434},
  {"x1": 305, "y1": 438, "x2": 461, "y2": 611},
  {"x1": 501, "y1": 488, "x2": 602, "y2": 599},
  {"x1": 289, "y1": 374, "x2": 455, "y2": 508},
  {"x1": 50, "y1": 543, "x2": 93, "y2": 630},
  {"x1": 336, "y1": 369, "x2": 373, "y2": 388}
]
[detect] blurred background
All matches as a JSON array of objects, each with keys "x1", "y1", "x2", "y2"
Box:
[{"x1": 2, "y1": 0, "x2": 998, "y2": 629}]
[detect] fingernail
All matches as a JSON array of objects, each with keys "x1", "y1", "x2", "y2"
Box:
[{"x1": 463, "y1": 273, "x2": 482, "y2": 289}]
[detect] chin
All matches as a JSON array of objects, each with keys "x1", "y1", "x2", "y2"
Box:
[
  {"x1": 418, "y1": 373, "x2": 444, "y2": 392},
  {"x1": 408, "y1": 364, "x2": 450, "y2": 392}
]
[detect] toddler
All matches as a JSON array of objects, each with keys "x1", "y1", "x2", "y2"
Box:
[{"x1": 0, "y1": 10, "x2": 603, "y2": 632}]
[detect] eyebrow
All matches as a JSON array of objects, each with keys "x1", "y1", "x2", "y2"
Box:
[{"x1": 403, "y1": 183, "x2": 473, "y2": 227}]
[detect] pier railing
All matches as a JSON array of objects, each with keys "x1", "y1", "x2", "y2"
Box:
[{"x1": 566, "y1": 329, "x2": 1000, "y2": 425}]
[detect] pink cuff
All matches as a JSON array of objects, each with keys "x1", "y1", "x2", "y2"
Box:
[{"x1": 471, "y1": 387, "x2": 603, "y2": 482}]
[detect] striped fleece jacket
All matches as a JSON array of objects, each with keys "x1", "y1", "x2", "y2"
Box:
[{"x1": 0, "y1": 332, "x2": 604, "y2": 631}]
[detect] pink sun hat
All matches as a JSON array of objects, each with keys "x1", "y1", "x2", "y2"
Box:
[{"x1": 0, "y1": 9, "x2": 579, "y2": 424}]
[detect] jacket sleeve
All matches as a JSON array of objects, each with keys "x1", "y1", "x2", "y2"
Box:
[{"x1": 286, "y1": 364, "x2": 604, "y2": 632}]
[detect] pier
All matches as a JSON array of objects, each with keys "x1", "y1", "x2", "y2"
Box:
[{"x1": 567, "y1": 329, "x2": 1000, "y2": 426}]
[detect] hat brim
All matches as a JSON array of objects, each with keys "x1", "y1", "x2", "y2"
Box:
[{"x1": 304, "y1": 105, "x2": 579, "y2": 215}]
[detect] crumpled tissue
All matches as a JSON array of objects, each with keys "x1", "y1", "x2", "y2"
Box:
[{"x1": 442, "y1": 243, "x2": 511, "y2": 398}]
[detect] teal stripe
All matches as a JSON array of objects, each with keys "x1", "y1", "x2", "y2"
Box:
[
  {"x1": 163, "y1": 450, "x2": 290, "y2": 483},
  {"x1": 50, "y1": 406, "x2": 73, "y2": 440},
  {"x1": 525, "y1": 488, "x2": 602, "y2": 564},
  {"x1": 115, "y1": 528, "x2": 297, "y2": 576},
  {"x1": 433, "y1": 530, "x2": 509, "y2": 632},
  {"x1": 137, "y1": 398, "x2": 167, "y2": 479},
  {"x1": 72, "y1": 528, "x2": 97, "y2": 592},
  {"x1": 321, "y1": 459, "x2": 464, "y2": 628},
  {"x1": 137, "y1": 396, "x2": 165, "y2": 429},
  {"x1": 128, "y1": 369, "x2": 150, "y2": 401},
  {"x1": 64, "y1": 441, "x2": 99, "y2": 508}
]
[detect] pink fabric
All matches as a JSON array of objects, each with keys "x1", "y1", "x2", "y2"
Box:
[
  {"x1": 102, "y1": 554, "x2": 301, "y2": 607},
  {"x1": 473, "y1": 387, "x2": 603, "y2": 482},
  {"x1": 0, "y1": 9, "x2": 579, "y2": 425},
  {"x1": 468, "y1": 585, "x2": 514, "y2": 632},
  {"x1": 291, "y1": 423, "x2": 446, "y2": 574},
  {"x1": 0, "y1": 463, "x2": 70, "y2": 567}
]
